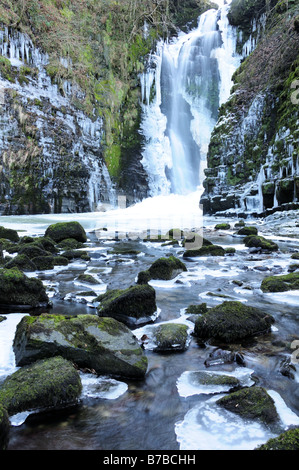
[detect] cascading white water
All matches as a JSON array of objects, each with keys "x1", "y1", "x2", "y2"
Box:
[{"x1": 140, "y1": 1, "x2": 242, "y2": 199}]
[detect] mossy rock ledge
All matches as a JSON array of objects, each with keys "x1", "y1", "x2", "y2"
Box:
[
  {"x1": 261, "y1": 273, "x2": 299, "y2": 292},
  {"x1": 193, "y1": 301, "x2": 275, "y2": 343},
  {"x1": 0, "y1": 268, "x2": 50, "y2": 309},
  {"x1": 0, "y1": 356, "x2": 82, "y2": 417},
  {"x1": 137, "y1": 256, "x2": 187, "y2": 284},
  {"x1": 0, "y1": 404, "x2": 10, "y2": 450},
  {"x1": 153, "y1": 323, "x2": 189, "y2": 352},
  {"x1": 96, "y1": 284, "x2": 157, "y2": 327},
  {"x1": 216, "y1": 387, "x2": 279, "y2": 425},
  {"x1": 45, "y1": 221, "x2": 87, "y2": 243},
  {"x1": 13, "y1": 314, "x2": 148, "y2": 379}
]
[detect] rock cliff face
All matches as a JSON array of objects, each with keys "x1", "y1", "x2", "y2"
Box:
[
  {"x1": 0, "y1": 27, "x2": 115, "y2": 214},
  {"x1": 200, "y1": 0, "x2": 299, "y2": 217},
  {"x1": 0, "y1": 0, "x2": 214, "y2": 214}
]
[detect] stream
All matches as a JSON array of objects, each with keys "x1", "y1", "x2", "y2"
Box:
[{"x1": 0, "y1": 202, "x2": 298, "y2": 451}]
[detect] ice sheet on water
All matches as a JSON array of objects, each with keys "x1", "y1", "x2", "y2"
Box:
[{"x1": 176, "y1": 367, "x2": 255, "y2": 397}]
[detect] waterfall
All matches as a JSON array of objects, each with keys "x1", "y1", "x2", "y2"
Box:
[{"x1": 140, "y1": 2, "x2": 242, "y2": 197}]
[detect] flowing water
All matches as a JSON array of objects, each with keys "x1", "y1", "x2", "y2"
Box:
[{"x1": 0, "y1": 1, "x2": 298, "y2": 451}]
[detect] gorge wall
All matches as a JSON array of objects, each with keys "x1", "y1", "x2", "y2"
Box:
[
  {"x1": 200, "y1": 0, "x2": 299, "y2": 217},
  {"x1": 0, "y1": 0, "x2": 214, "y2": 214},
  {"x1": 0, "y1": 0, "x2": 298, "y2": 216}
]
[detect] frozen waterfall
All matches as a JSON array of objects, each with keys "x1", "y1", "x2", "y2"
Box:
[{"x1": 140, "y1": 2, "x2": 242, "y2": 197}]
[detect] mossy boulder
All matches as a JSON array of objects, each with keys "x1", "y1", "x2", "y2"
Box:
[
  {"x1": 137, "y1": 256, "x2": 187, "y2": 284},
  {"x1": 31, "y1": 256, "x2": 56, "y2": 271},
  {"x1": 0, "y1": 226, "x2": 19, "y2": 243},
  {"x1": 291, "y1": 252, "x2": 299, "y2": 260},
  {"x1": 216, "y1": 387, "x2": 279, "y2": 425},
  {"x1": 185, "y1": 303, "x2": 208, "y2": 315},
  {"x1": 96, "y1": 285, "x2": 157, "y2": 327},
  {"x1": 76, "y1": 274, "x2": 99, "y2": 285},
  {"x1": 57, "y1": 238, "x2": 84, "y2": 250},
  {"x1": 0, "y1": 356, "x2": 82, "y2": 417},
  {"x1": 13, "y1": 314, "x2": 147, "y2": 379},
  {"x1": 4, "y1": 254, "x2": 37, "y2": 272},
  {"x1": 243, "y1": 235, "x2": 278, "y2": 251},
  {"x1": 215, "y1": 223, "x2": 231, "y2": 230},
  {"x1": 19, "y1": 244, "x2": 49, "y2": 259},
  {"x1": 153, "y1": 323, "x2": 189, "y2": 352},
  {"x1": 0, "y1": 404, "x2": 10, "y2": 450},
  {"x1": 0, "y1": 268, "x2": 50, "y2": 309},
  {"x1": 183, "y1": 244, "x2": 225, "y2": 258},
  {"x1": 45, "y1": 221, "x2": 87, "y2": 243},
  {"x1": 256, "y1": 427, "x2": 299, "y2": 450},
  {"x1": 261, "y1": 273, "x2": 299, "y2": 292},
  {"x1": 62, "y1": 250, "x2": 90, "y2": 261},
  {"x1": 193, "y1": 301, "x2": 275, "y2": 343},
  {"x1": 53, "y1": 256, "x2": 69, "y2": 266},
  {"x1": 187, "y1": 371, "x2": 240, "y2": 389},
  {"x1": 237, "y1": 226, "x2": 258, "y2": 236}
]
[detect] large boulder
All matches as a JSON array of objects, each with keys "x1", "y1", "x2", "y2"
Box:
[
  {"x1": 137, "y1": 256, "x2": 187, "y2": 284},
  {"x1": 216, "y1": 387, "x2": 279, "y2": 425},
  {"x1": 193, "y1": 301, "x2": 275, "y2": 343},
  {"x1": 0, "y1": 405, "x2": 10, "y2": 450},
  {"x1": 0, "y1": 356, "x2": 82, "y2": 416},
  {"x1": 0, "y1": 268, "x2": 50, "y2": 309},
  {"x1": 45, "y1": 221, "x2": 87, "y2": 243},
  {"x1": 261, "y1": 273, "x2": 299, "y2": 292},
  {"x1": 96, "y1": 284, "x2": 157, "y2": 327},
  {"x1": 13, "y1": 314, "x2": 148, "y2": 379}
]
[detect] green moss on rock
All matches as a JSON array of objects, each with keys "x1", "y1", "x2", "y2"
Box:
[
  {"x1": 0, "y1": 404, "x2": 10, "y2": 450},
  {"x1": 193, "y1": 301, "x2": 275, "y2": 343},
  {"x1": 97, "y1": 284, "x2": 157, "y2": 327},
  {"x1": 137, "y1": 256, "x2": 187, "y2": 283},
  {"x1": 183, "y1": 244, "x2": 225, "y2": 258},
  {"x1": 153, "y1": 323, "x2": 189, "y2": 352},
  {"x1": 45, "y1": 222, "x2": 87, "y2": 243},
  {"x1": 0, "y1": 267, "x2": 49, "y2": 308},
  {"x1": 4, "y1": 254, "x2": 37, "y2": 272},
  {"x1": 13, "y1": 314, "x2": 147, "y2": 379},
  {"x1": 216, "y1": 386, "x2": 279, "y2": 425},
  {"x1": 261, "y1": 273, "x2": 299, "y2": 292},
  {"x1": 237, "y1": 226, "x2": 258, "y2": 236},
  {"x1": 0, "y1": 356, "x2": 82, "y2": 416},
  {"x1": 0, "y1": 226, "x2": 19, "y2": 243},
  {"x1": 256, "y1": 427, "x2": 299, "y2": 450},
  {"x1": 243, "y1": 235, "x2": 278, "y2": 251}
]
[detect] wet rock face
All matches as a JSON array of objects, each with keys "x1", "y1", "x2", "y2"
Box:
[
  {"x1": 201, "y1": 0, "x2": 299, "y2": 217},
  {"x1": 13, "y1": 314, "x2": 148, "y2": 379},
  {"x1": 0, "y1": 28, "x2": 114, "y2": 215}
]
